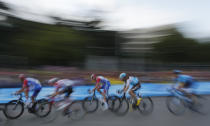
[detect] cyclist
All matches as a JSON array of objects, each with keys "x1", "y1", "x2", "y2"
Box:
[
  {"x1": 15, "y1": 74, "x2": 42, "y2": 109},
  {"x1": 90, "y1": 74, "x2": 111, "y2": 110},
  {"x1": 173, "y1": 70, "x2": 196, "y2": 100},
  {"x1": 48, "y1": 78, "x2": 75, "y2": 113},
  {"x1": 119, "y1": 73, "x2": 142, "y2": 106}
]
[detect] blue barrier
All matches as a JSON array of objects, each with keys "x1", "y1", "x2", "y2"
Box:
[{"x1": 1, "y1": 82, "x2": 210, "y2": 104}]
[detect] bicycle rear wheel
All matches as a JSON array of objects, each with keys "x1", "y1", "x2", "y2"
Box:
[
  {"x1": 114, "y1": 98, "x2": 129, "y2": 116},
  {"x1": 82, "y1": 96, "x2": 98, "y2": 113},
  {"x1": 189, "y1": 95, "x2": 210, "y2": 115},
  {"x1": 107, "y1": 96, "x2": 121, "y2": 112},
  {"x1": 34, "y1": 99, "x2": 52, "y2": 118},
  {"x1": 138, "y1": 97, "x2": 154, "y2": 115},
  {"x1": 3, "y1": 100, "x2": 24, "y2": 119},
  {"x1": 166, "y1": 96, "x2": 186, "y2": 116}
]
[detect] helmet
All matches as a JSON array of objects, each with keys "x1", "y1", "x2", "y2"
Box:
[
  {"x1": 90, "y1": 74, "x2": 96, "y2": 80},
  {"x1": 48, "y1": 78, "x2": 59, "y2": 84},
  {"x1": 18, "y1": 74, "x2": 25, "y2": 79},
  {"x1": 173, "y1": 70, "x2": 182, "y2": 74},
  {"x1": 119, "y1": 73, "x2": 126, "y2": 80}
]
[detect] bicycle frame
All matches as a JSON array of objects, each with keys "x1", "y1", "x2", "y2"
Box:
[
  {"x1": 169, "y1": 88, "x2": 192, "y2": 104},
  {"x1": 13, "y1": 94, "x2": 24, "y2": 108},
  {"x1": 88, "y1": 90, "x2": 97, "y2": 103}
]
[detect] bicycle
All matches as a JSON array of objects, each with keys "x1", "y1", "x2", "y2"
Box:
[
  {"x1": 166, "y1": 87, "x2": 210, "y2": 115},
  {"x1": 3, "y1": 93, "x2": 45, "y2": 119},
  {"x1": 35, "y1": 95, "x2": 86, "y2": 121},
  {"x1": 82, "y1": 89, "x2": 120, "y2": 113},
  {"x1": 113, "y1": 90, "x2": 154, "y2": 116}
]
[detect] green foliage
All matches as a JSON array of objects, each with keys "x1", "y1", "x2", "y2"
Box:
[
  {"x1": 152, "y1": 29, "x2": 210, "y2": 63},
  {"x1": 0, "y1": 18, "x2": 89, "y2": 66}
]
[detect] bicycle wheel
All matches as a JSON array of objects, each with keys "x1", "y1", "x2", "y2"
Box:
[
  {"x1": 34, "y1": 99, "x2": 52, "y2": 118},
  {"x1": 138, "y1": 97, "x2": 154, "y2": 115},
  {"x1": 82, "y1": 96, "x2": 98, "y2": 113},
  {"x1": 3, "y1": 100, "x2": 24, "y2": 119},
  {"x1": 107, "y1": 96, "x2": 121, "y2": 112},
  {"x1": 65, "y1": 101, "x2": 86, "y2": 121},
  {"x1": 189, "y1": 95, "x2": 210, "y2": 115},
  {"x1": 114, "y1": 98, "x2": 129, "y2": 116},
  {"x1": 166, "y1": 96, "x2": 186, "y2": 116}
]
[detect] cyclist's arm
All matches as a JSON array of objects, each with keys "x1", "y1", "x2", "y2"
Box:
[
  {"x1": 55, "y1": 86, "x2": 60, "y2": 93},
  {"x1": 93, "y1": 78, "x2": 100, "y2": 91},
  {"x1": 123, "y1": 80, "x2": 130, "y2": 92},
  {"x1": 51, "y1": 84, "x2": 61, "y2": 97},
  {"x1": 24, "y1": 87, "x2": 29, "y2": 100},
  {"x1": 16, "y1": 80, "x2": 29, "y2": 99}
]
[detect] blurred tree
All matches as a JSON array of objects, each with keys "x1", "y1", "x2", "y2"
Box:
[
  {"x1": 152, "y1": 29, "x2": 210, "y2": 63},
  {"x1": 0, "y1": 7, "x2": 117, "y2": 67}
]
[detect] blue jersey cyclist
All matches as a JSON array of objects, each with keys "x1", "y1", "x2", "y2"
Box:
[
  {"x1": 173, "y1": 70, "x2": 195, "y2": 95},
  {"x1": 119, "y1": 73, "x2": 142, "y2": 106},
  {"x1": 91, "y1": 74, "x2": 111, "y2": 110},
  {"x1": 15, "y1": 74, "x2": 42, "y2": 106}
]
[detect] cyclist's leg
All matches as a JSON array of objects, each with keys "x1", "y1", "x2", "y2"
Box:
[
  {"x1": 103, "y1": 82, "x2": 111, "y2": 101},
  {"x1": 105, "y1": 81, "x2": 111, "y2": 97},
  {"x1": 30, "y1": 87, "x2": 41, "y2": 112},
  {"x1": 56, "y1": 86, "x2": 73, "y2": 111},
  {"x1": 129, "y1": 85, "x2": 138, "y2": 100},
  {"x1": 182, "y1": 87, "x2": 195, "y2": 103},
  {"x1": 64, "y1": 86, "x2": 73, "y2": 98},
  {"x1": 31, "y1": 87, "x2": 42, "y2": 103},
  {"x1": 96, "y1": 85, "x2": 107, "y2": 102},
  {"x1": 63, "y1": 86, "x2": 74, "y2": 111},
  {"x1": 129, "y1": 84, "x2": 141, "y2": 105}
]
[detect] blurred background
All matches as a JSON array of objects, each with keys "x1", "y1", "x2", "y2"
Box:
[{"x1": 0, "y1": 0, "x2": 210, "y2": 86}]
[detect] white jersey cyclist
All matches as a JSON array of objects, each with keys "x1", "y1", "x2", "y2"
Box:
[
  {"x1": 54, "y1": 79, "x2": 75, "y2": 90},
  {"x1": 124, "y1": 76, "x2": 140, "y2": 87}
]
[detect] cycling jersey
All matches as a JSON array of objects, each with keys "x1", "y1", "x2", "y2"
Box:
[
  {"x1": 96, "y1": 76, "x2": 111, "y2": 87},
  {"x1": 23, "y1": 77, "x2": 42, "y2": 91},
  {"x1": 125, "y1": 76, "x2": 139, "y2": 87},
  {"x1": 54, "y1": 79, "x2": 75, "y2": 98},
  {"x1": 54, "y1": 79, "x2": 75, "y2": 90},
  {"x1": 176, "y1": 75, "x2": 194, "y2": 88},
  {"x1": 96, "y1": 76, "x2": 111, "y2": 94}
]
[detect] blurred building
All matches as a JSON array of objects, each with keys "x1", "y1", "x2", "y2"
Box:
[
  {"x1": 119, "y1": 25, "x2": 175, "y2": 57},
  {"x1": 111, "y1": 25, "x2": 175, "y2": 71}
]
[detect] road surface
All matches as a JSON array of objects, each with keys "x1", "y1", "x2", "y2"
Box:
[{"x1": 1, "y1": 97, "x2": 210, "y2": 126}]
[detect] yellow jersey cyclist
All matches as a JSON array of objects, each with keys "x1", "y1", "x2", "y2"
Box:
[{"x1": 119, "y1": 73, "x2": 142, "y2": 106}]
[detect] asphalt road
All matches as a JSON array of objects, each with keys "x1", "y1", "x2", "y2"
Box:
[{"x1": 1, "y1": 97, "x2": 210, "y2": 126}]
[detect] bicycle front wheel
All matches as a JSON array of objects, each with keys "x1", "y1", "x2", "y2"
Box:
[
  {"x1": 189, "y1": 95, "x2": 210, "y2": 115},
  {"x1": 137, "y1": 97, "x2": 154, "y2": 115},
  {"x1": 65, "y1": 101, "x2": 86, "y2": 121},
  {"x1": 82, "y1": 97, "x2": 98, "y2": 113},
  {"x1": 3, "y1": 100, "x2": 24, "y2": 119},
  {"x1": 34, "y1": 99, "x2": 52, "y2": 118},
  {"x1": 166, "y1": 96, "x2": 186, "y2": 116}
]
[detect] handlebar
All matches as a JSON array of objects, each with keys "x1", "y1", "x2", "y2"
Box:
[
  {"x1": 87, "y1": 89, "x2": 96, "y2": 94},
  {"x1": 11, "y1": 93, "x2": 23, "y2": 98}
]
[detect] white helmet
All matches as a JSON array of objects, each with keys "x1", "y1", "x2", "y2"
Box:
[
  {"x1": 18, "y1": 74, "x2": 25, "y2": 79},
  {"x1": 48, "y1": 78, "x2": 59, "y2": 84},
  {"x1": 90, "y1": 74, "x2": 96, "y2": 80}
]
